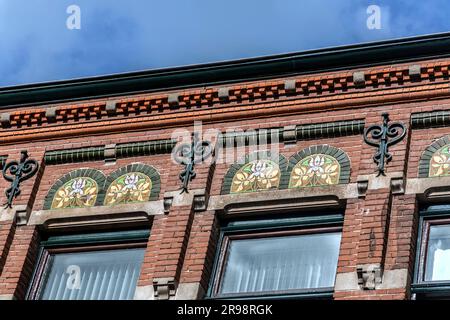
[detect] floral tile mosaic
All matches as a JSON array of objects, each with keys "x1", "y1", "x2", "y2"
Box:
[
  {"x1": 104, "y1": 172, "x2": 152, "y2": 205},
  {"x1": 289, "y1": 154, "x2": 340, "y2": 188},
  {"x1": 231, "y1": 160, "x2": 280, "y2": 193},
  {"x1": 51, "y1": 177, "x2": 98, "y2": 209}
]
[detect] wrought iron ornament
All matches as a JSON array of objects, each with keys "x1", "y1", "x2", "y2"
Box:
[
  {"x1": 173, "y1": 132, "x2": 212, "y2": 193},
  {"x1": 363, "y1": 113, "x2": 406, "y2": 176},
  {"x1": 2, "y1": 151, "x2": 39, "y2": 208}
]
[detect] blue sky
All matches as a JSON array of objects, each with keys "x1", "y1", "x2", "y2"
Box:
[{"x1": 1, "y1": 0, "x2": 450, "y2": 87}]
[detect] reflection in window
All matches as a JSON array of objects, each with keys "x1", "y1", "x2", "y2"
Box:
[
  {"x1": 219, "y1": 232, "x2": 341, "y2": 295},
  {"x1": 425, "y1": 224, "x2": 450, "y2": 281},
  {"x1": 40, "y1": 248, "x2": 145, "y2": 300}
]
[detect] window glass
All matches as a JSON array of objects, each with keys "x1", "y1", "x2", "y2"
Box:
[
  {"x1": 425, "y1": 224, "x2": 450, "y2": 281},
  {"x1": 40, "y1": 248, "x2": 145, "y2": 300},
  {"x1": 219, "y1": 232, "x2": 341, "y2": 295}
]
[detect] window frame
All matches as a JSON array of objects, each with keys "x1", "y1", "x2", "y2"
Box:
[
  {"x1": 207, "y1": 212, "x2": 343, "y2": 300},
  {"x1": 26, "y1": 229, "x2": 150, "y2": 300},
  {"x1": 412, "y1": 205, "x2": 450, "y2": 298}
]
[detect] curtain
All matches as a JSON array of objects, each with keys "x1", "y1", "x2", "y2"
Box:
[
  {"x1": 40, "y1": 248, "x2": 145, "y2": 300},
  {"x1": 220, "y1": 232, "x2": 341, "y2": 294},
  {"x1": 426, "y1": 224, "x2": 450, "y2": 281},
  {"x1": 432, "y1": 249, "x2": 450, "y2": 281}
]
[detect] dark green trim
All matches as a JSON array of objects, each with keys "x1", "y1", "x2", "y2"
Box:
[
  {"x1": 207, "y1": 289, "x2": 334, "y2": 300},
  {"x1": 413, "y1": 205, "x2": 450, "y2": 289},
  {"x1": 101, "y1": 163, "x2": 161, "y2": 205},
  {"x1": 41, "y1": 229, "x2": 150, "y2": 247},
  {"x1": 116, "y1": 140, "x2": 177, "y2": 158},
  {"x1": 45, "y1": 139, "x2": 176, "y2": 165},
  {"x1": 216, "y1": 120, "x2": 365, "y2": 150},
  {"x1": 45, "y1": 146, "x2": 105, "y2": 165},
  {"x1": 412, "y1": 110, "x2": 450, "y2": 129},
  {"x1": 43, "y1": 169, "x2": 106, "y2": 210},
  {"x1": 217, "y1": 128, "x2": 282, "y2": 149},
  {"x1": 284, "y1": 145, "x2": 351, "y2": 188},
  {"x1": 43, "y1": 120, "x2": 363, "y2": 167},
  {"x1": 418, "y1": 135, "x2": 450, "y2": 178},
  {"x1": 3, "y1": 32, "x2": 450, "y2": 107},
  {"x1": 221, "y1": 151, "x2": 288, "y2": 195},
  {"x1": 222, "y1": 213, "x2": 344, "y2": 233},
  {"x1": 296, "y1": 120, "x2": 365, "y2": 140}
]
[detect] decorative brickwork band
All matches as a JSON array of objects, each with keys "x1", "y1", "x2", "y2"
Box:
[
  {"x1": 44, "y1": 169, "x2": 106, "y2": 210},
  {"x1": 418, "y1": 135, "x2": 450, "y2": 178},
  {"x1": 285, "y1": 145, "x2": 350, "y2": 189},
  {"x1": 102, "y1": 164, "x2": 160, "y2": 206},
  {"x1": 221, "y1": 151, "x2": 288, "y2": 195}
]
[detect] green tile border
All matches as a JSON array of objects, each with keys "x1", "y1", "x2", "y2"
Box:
[
  {"x1": 283, "y1": 145, "x2": 351, "y2": 189},
  {"x1": 418, "y1": 135, "x2": 450, "y2": 178},
  {"x1": 45, "y1": 147, "x2": 105, "y2": 165}
]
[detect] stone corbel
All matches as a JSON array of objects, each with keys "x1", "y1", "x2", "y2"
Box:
[
  {"x1": 164, "y1": 189, "x2": 208, "y2": 211},
  {"x1": 357, "y1": 172, "x2": 404, "y2": 195},
  {"x1": 0, "y1": 204, "x2": 30, "y2": 225},
  {"x1": 193, "y1": 193, "x2": 209, "y2": 212},
  {"x1": 164, "y1": 197, "x2": 173, "y2": 214},
  {"x1": 357, "y1": 179, "x2": 369, "y2": 198},
  {"x1": 390, "y1": 176, "x2": 405, "y2": 195},
  {"x1": 153, "y1": 277, "x2": 177, "y2": 300},
  {"x1": 357, "y1": 264, "x2": 383, "y2": 290}
]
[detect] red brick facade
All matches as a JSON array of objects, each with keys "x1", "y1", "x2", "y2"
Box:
[{"x1": 2, "y1": 36, "x2": 450, "y2": 300}]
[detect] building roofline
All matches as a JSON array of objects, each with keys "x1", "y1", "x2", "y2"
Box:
[{"x1": 3, "y1": 32, "x2": 450, "y2": 108}]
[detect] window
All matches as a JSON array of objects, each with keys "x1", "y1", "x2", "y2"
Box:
[
  {"x1": 413, "y1": 205, "x2": 450, "y2": 299},
  {"x1": 27, "y1": 230, "x2": 149, "y2": 300},
  {"x1": 208, "y1": 213, "x2": 343, "y2": 299}
]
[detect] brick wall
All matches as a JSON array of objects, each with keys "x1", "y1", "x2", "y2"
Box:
[{"x1": 2, "y1": 56, "x2": 450, "y2": 300}]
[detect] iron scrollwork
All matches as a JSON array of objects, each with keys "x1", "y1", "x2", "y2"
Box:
[
  {"x1": 173, "y1": 132, "x2": 213, "y2": 193},
  {"x1": 2, "y1": 151, "x2": 39, "y2": 208},
  {"x1": 363, "y1": 112, "x2": 406, "y2": 176}
]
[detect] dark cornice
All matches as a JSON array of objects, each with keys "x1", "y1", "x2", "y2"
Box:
[{"x1": 3, "y1": 33, "x2": 450, "y2": 108}]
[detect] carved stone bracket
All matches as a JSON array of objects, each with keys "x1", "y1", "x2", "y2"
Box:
[
  {"x1": 390, "y1": 176, "x2": 405, "y2": 195},
  {"x1": 0, "y1": 204, "x2": 30, "y2": 225},
  {"x1": 193, "y1": 193, "x2": 209, "y2": 212},
  {"x1": 357, "y1": 179, "x2": 369, "y2": 198},
  {"x1": 153, "y1": 277, "x2": 177, "y2": 300},
  {"x1": 357, "y1": 264, "x2": 383, "y2": 290},
  {"x1": 163, "y1": 197, "x2": 174, "y2": 214}
]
